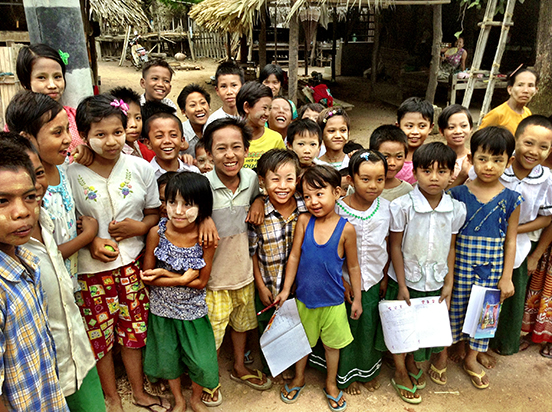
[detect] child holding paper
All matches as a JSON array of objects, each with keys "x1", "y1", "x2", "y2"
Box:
[{"x1": 381, "y1": 142, "x2": 466, "y2": 404}]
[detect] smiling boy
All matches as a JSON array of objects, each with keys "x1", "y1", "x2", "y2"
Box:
[
  {"x1": 139, "y1": 59, "x2": 178, "y2": 111},
  {"x1": 177, "y1": 83, "x2": 211, "y2": 157}
]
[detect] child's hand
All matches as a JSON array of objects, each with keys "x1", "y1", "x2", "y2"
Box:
[
  {"x1": 343, "y1": 279, "x2": 354, "y2": 304},
  {"x1": 527, "y1": 253, "x2": 540, "y2": 275},
  {"x1": 273, "y1": 290, "x2": 289, "y2": 308},
  {"x1": 497, "y1": 277, "x2": 515, "y2": 303},
  {"x1": 79, "y1": 216, "x2": 99, "y2": 239},
  {"x1": 246, "y1": 196, "x2": 264, "y2": 226},
  {"x1": 397, "y1": 286, "x2": 411, "y2": 306},
  {"x1": 350, "y1": 299, "x2": 363, "y2": 320},
  {"x1": 198, "y1": 217, "x2": 219, "y2": 248},
  {"x1": 72, "y1": 144, "x2": 94, "y2": 166},
  {"x1": 439, "y1": 284, "x2": 453, "y2": 309},
  {"x1": 379, "y1": 276, "x2": 388, "y2": 300},
  {"x1": 140, "y1": 269, "x2": 163, "y2": 283},
  {"x1": 179, "y1": 153, "x2": 195, "y2": 166},
  {"x1": 108, "y1": 219, "x2": 146, "y2": 242},
  {"x1": 258, "y1": 285, "x2": 274, "y2": 307},
  {"x1": 89, "y1": 237, "x2": 119, "y2": 262}
]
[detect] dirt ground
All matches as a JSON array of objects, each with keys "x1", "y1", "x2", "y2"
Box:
[{"x1": 98, "y1": 59, "x2": 552, "y2": 412}]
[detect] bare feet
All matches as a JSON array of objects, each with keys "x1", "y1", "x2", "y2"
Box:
[
  {"x1": 132, "y1": 395, "x2": 171, "y2": 412},
  {"x1": 190, "y1": 397, "x2": 209, "y2": 412},
  {"x1": 393, "y1": 370, "x2": 420, "y2": 401},
  {"x1": 282, "y1": 367, "x2": 295, "y2": 381},
  {"x1": 281, "y1": 376, "x2": 305, "y2": 401},
  {"x1": 477, "y1": 352, "x2": 497, "y2": 369},
  {"x1": 271, "y1": 374, "x2": 284, "y2": 385},
  {"x1": 364, "y1": 377, "x2": 381, "y2": 392},
  {"x1": 448, "y1": 341, "x2": 466, "y2": 363},
  {"x1": 105, "y1": 397, "x2": 124, "y2": 412},
  {"x1": 172, "y1": 399, "x2": 186, "y2": 412},
  {"x1": 344, "y1": 381, "x2": 361, "y2": 395}
]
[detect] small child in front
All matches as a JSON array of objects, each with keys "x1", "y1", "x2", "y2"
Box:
[
  {"x1": 194, "y1": 141, "x2": 214, "y2": 174},
  {"x1": 275, "y1": 165, "x2": 363, "y2": 412},
  {"x1": 142, "y1": 172, "x2": 220, "y2": 412},
  {"x1": 383, "y1": 142, "x2": 466, "y2": 404}
]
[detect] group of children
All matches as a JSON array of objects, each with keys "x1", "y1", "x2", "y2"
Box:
[{"x1": 1, "y1": 41, "x2": 551, "y2": 412}]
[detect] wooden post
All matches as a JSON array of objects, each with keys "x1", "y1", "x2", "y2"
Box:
[
  {"x1": 370, "y1": 12, "x2": 380, "y2": 94},
  {"x1": 273, "y1": 5, "x2": 278, "y2": 64},
  {"x1": 119, "y1": 26, "x2": 131, "y2": 66},
  {"x1": 288, "y1": 6, "x2": 299, "y2": 104},
  {"x1": 304, "y1": 31, "x2": 308, "y2": 76},
  {"x1": 188, "y1": 18, "x2": 196, "y2": 61},
  {"x1": 425, "y1": 4, "x2": 442, "y2": 104},
  {"x1": 259, "y1": 5, "x2": 267, "y2": 68},
  {"x1": 331, "y1": 7, "x2": 337, "y2": 82}
]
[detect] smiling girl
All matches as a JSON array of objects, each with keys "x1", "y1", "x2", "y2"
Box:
[{"x1": 318, "y1": 107, "x2": 351, "y2": 170}]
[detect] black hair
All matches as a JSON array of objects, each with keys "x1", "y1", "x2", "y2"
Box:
[
  {"x1": 0, "y1": 140, "x2": 36, "y2": 186},
  {"x1": 508, "y1": 67, "x2": 538, "y2": 87},
  {"x1": 0, "y1": 132, "x2": 39, "y2": 156},
  {"x1": 339, "y1": 168, "x2": 350, "y2": 178},
  {"x1": 143, "y1": 112, "x2": 183, "y2": 140},
  {"x1": 515, "y1": 115, "x2": 552, "y2": 139},
  {"x1": 177, "y1": 83, "x2": 211, "y2": 111},
  {"x1": 369, "y1": 124, "x2": 408, "y2": 153},
  {"x1": 76, "y1": 94, "x2": 128, "y2": 136},
  {"x1": 470, "y1": 126, "x2": 515, "y2": 158},
  {"x1": 16, "y1": 43, "x2": 66, "y2": 91},
  {"x1": 142, "y1": 58, "x2": 174, "y2": 79},
  {"x1": 438, "y1": 104, "x2": 473, "y2": 131},
  {"x1": 259, "y1": 64, "x2": 285, "y2": 87},
  {"x1": 397, "y1": 97, "x2": 434, "y2": 124},
  {"x1": 215, "y1": 61, "x2": 244, "y2": 87},
  {"x1": 236, "y1": 81, "x2": 273, "y2": 117},
  {"x1": 413, "y1": 141, "x2": 456, "y2": 171},
  {"x1": 164, "y1": 171, "x2": 213, "y2": 222},
  {"x1": 109, "y1": 87, "x2": 141, "y2": 107},
  {"x1": 298, "y1": 103, "x2": 324, "y2": 120},
  {"x1": 318, "y1": 107, "x2": 351, "y2": 132},
  {"x1": 203, "y1": 117, "x2": 252, "y2": 153},
  {"x1": 348, "y1": 149, "x2": 388, "y2": 177},
  {"x1": 272, "y1": 96, "x2": 293, "y2": 112},
  {"x1": 195, "y1": 139, "x2": 206, "y2": 153},
  {"x1": 141, "y1": 100, "x2": 177, "y2": 121},
  {"x1": 343, "y1": 141, "x2": 364, "y2": 155},
  {"x1": 6, "y1": 90, "x2": 64, "y2": 138},
  {"x1": 157, "y1": 171, "x2": 178, "y2": 189},
  {"x1": 287, "y1": 118, "x2": 322, "y2": 145},
  {"x1": 302, "y1": 164, "x2": 341, "y2": 191},
  {"x1": 257, "y1": 148, "x2": 301, "y2": 178}
]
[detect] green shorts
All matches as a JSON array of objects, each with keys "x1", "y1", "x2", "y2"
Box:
[
  {"x1": 144, "y1": 314, "x2": 219, "y2": 389},
  {"x1": 65, "y1": 366, "x2": 105, "y2": 412},
  {"x1": 297, "y1": 300, "x2": 353, "y2": 350}
]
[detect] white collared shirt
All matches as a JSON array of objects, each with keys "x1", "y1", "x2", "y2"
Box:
[
  {"x1": 182, "y1": 120, "x2": 199, "y2": 157},
  {"x1": 150, "y1": 157, "x2": 200, "y2": 179}
]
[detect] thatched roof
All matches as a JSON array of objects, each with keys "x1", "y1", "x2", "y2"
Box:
[{"x1": 90, "y1": 0, "x2": 151, "y2": 29}]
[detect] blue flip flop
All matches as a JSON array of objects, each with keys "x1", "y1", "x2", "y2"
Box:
[
  {"x1": 280, "y1": 383, "x2": 305, "y2": 404},
  {"x1": 323, "y1": 388, "x2": 347, "y2": 412}
]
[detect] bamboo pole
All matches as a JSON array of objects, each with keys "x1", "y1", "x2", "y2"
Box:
[
  {"x1": 425, "y1": 4, "x2": 442, "y2": 103},
  {"x1": 119, "y1": 25, "x2": 131, "y2": 66},
  {"x1": 288, "y1": 4, "x2": 299, "y2": 104}
]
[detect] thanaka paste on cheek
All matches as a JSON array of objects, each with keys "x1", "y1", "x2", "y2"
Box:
[
  {"x1": 88, "y1": 138, "x2": 103, "y2": 155},
  {"x1": 185, "y1": 206, "x2": 199, "y2": 223}
]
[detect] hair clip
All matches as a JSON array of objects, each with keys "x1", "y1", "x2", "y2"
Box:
[
  {"x1": 359, "y1": 152, "x2": 371, "y2": 161},
  {"x1": 111, "y1": 99, "x2": 129, "y2": 116},
  {"x1": 322, "y1": 108, "x2": 341, "y2": 123},
  {"x1": 58, "y1": 49, "x2": 69, "y2": 66}
]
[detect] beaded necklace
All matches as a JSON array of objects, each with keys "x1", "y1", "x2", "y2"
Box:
[{"x1": 337, "y1": 197, "x2": 380, "y2": 221}]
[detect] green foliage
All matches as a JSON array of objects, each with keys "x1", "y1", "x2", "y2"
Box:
[{"x1": 459, "y1": 0, "x2": 524, "y2": 14}]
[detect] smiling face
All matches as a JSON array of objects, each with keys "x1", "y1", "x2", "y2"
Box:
[
  {"x1": 414, "y1": 161, "x2": 451, "y2": 199},
  {"x1": 398, "y1": 112, "x2": 432, "y2": 150},
  {"x1": 268, "y1": 98, "x2": 292, "y2": 134},
  {"x1": 513, "y1": 125, "x2": 552, "y2": 175},
  {"x1": 441, "y1": 112, "x2": 472, "y2": 150},
  {"x1": 166, "y1": 192, "x2": 198, "y2": 230},
  {"x1": 183, "y1": 92, "x2": 210, "y2": 127},
  {"x1": 208, "y1": 125, "x2": 247, "y2": 183},
  {"x1": 245, "y1": 96, "x2": 272, "y2": 129},
  {"x1": 289, "y1": 132, "x2": 320, "y2": 167},
  {"x1": 125, "y1": 102, "x2": 143, "y2": 144},
  {"x1": 471, "y1": 148, "x2": 511, "y2": 184},
  {"x1": 35, "y1": 109, "x2": 71, "y2": 167},
  {"x1": 29, "y1": 57, "x2": 65, "y2": 101},
  {"x1": 262, "y1": 74, "x2": 281, "y2": 96},
  {"x1": 350, "y1": 161, "x2": 386, "y2": 207},
  {"x1": 146, "y1": 117, "x2": 183, "y2": 163},
  {"x1": 140, "y1": 66, "x2": 172, "y2": 102},
  {"x1": 84, "y1": 115, "x2": 126, "y2": 161},
  {"x1": 216, "y1": 74, "x2": 242, "y2": 111},
  {"x1": 508, "y1": 71, "x2": 538, "y2": 107},
  {"x1": 378, "y1": 141, "x2": 406, "y2": 180},
  {"x1": 323, "y1": 116, "x2": 349, "y2": 151},
  {"x1": 261, "y1": 161, "x2": 298, "y2": 208},
  {"x1": 195, "y1": 146, "x2": 214, "y2": 174},
  {"x1": 302, "y1": 181, "x2": 340, "y2": 218}
]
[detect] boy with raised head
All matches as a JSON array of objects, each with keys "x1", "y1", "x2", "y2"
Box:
[
  {"x1": 202, "y1": 117, "x2": 272, "y2": 393},
  {"x1": 205, "y1": 61, "x2": 244, "y2": 127},
  {"x1": 0, "y1": 140, "x2": 69, "y2": 411},
  {"x1": 287, "y1": 118, "x2": 323, "y2": 170},
  {"x1": 370, "y1": 124, "x2": 413, "y2": 201},
  {"x1": 395, "y1": 97, "x2": 434, "y2": 185},
  {"x1": 139, "y1": 59, "x2": 178, "y2": 111},
  {"x1": 177, "y1": 83, "x2": 211, "y2": 157}
]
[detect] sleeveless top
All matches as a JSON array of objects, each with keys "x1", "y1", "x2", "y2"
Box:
[
  {"x1": 149, "y1": 218, "x2": 207, "y2": 321},
  {"x1": 296, "y1": 216, "x2": 347, "y2": 309}
]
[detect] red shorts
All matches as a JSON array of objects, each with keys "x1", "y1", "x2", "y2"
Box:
[{"x1": 75, "y1": 259, "x2": 149, "y2": 360}]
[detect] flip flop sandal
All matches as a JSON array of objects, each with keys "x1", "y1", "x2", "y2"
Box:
[
  {"x1": 429, "y1": 364, "x2": 447, "y2": 385},
  {"x1": 132, "y1": 395, "x2": 171, "y2": 412},
  {"x1": 463, "y1": 363, "x2": 489, "y2": 389},
  {"x1": 391, "y1": 378, "x2": 421, "y2": 405},
  {"x1": 323, "y1": 388, "x2": 347, "y2": 412},
  {"x1": 540, "y1": 343, "x2": 552, "y2": 359},
  {"x1": 202, "y1": 384, "x2": 223, "y2": 407},
  {"x1": 408, "y1": 368, "x2": 426, "y2": 390},
  {"x1": 280, "y1": 383, "x2": 305, "y2": 404},
  {"x1": 230, "y1": 369, "x2": 273, "y2": 391}
]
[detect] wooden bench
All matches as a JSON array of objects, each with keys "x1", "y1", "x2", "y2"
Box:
[{"x1": 438, "y1": 73, "x2": 508, "y2": 105}]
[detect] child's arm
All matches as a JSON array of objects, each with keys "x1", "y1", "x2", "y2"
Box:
[
  {"x1": 389, "y1": 231, "x2": 410, "y2": 305},
  {"x1": 527, "y1": 222, "x2": 552, "y2": 273},
  {"x1": 108, "y1": 208, "x2": 160, "y2": 242},
  {"x1": 142, "y1": 225, "x2": 159, "y2": 271},
  {"x1": 343, "y1": 222, "x2": 363, "y2": 320},
  {"x1": 273, "y1": 214, "x2": 309, "y2": 306},
  {"x1": 72, "y1": 144, "x2": 94, "y2": 166},
  {"x1": 497, "y1": 206, "x2": 520, "y2": 302},
  {"x1": 440, "y1": 234, "x2": 457, "y2": 309},
  {"x1": 89, "y1": 236, "x2": 119, "y2": 262},
  {"x1": 58, "y1": 215, "x2": 98, "y2": 260},
  {"x1": 380, "y1": 236, "x2": 390, "y2": 299},
  {"x1": 186, "y1": 244, "x2": 215, "y2": 289},
  {"x1": 179, "y1": 153, "x2": 195, "y2": 166},
  {"x1": 198, "y1": 217, "x2": 220, "y2": 249},
  {"x1": 246, "y1": 195, "x2": 265, "y2": 226},
  {"x1": 517, "y1": 215, "x2": 552, "y2": 234},
  {"x1": 253, "y1": 254, "x2": 273, "y2": 306}
]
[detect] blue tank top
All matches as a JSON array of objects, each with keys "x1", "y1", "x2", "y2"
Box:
[{"x1": 296, "y1": 215, "x2": 347, "y2": 309}]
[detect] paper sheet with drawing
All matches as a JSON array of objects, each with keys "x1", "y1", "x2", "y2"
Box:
[{"x1": 260, "y1": 299, "x2": 312, "y2": 377}]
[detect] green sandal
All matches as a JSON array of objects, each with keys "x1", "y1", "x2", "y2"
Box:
[
  {"x1": 408, "y1": 368, "x2": 426, "y2": 390},
  {"x1": 391, "y1": 378, "x2": 421, "y2": 404}
]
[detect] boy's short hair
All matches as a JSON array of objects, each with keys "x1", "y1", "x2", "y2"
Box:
[
  {"x1": 302, "y1": 164, "x2": 341, "y2": 191},
  {"x1": 215, "y1": 61, "x2": 244, "y2": 87},
  {"x1": 141, "y1": 100, "x2": 177, "y2": 120},
  {"x1": 165, "y1": 172, "x2": 213, "y2": 222},
  {"x1": 318, "y1": 107, "x2": 350, "y2": 131},
  {"x1": 0, "y1": 140, "x2": 36, "y2": 185},
  {"x1": 397, "y1": 97, "x2": 434, "y2": 124},
  {"x1": 142, "y1": 59, "x2": 174, "y2": 79},
  {"x1": 348, "y1": 149, "x2": 388, "y2": 177},
  {"x1": 508, "y1": 67, "x2": 538, "y2": 87},
  {"x1": 297, "y1": 103, "x2": 324, "y2": 120},
  {"x1": 343, "y1": 141, "x2": 364, "y2": 155},
  {"x1": 236, "y1": 81, "x2": 273, "y2": 117},
  {"x1": 76, "y1": 94, "x2": 128, "y2": 136},
  {"x1": 157, "y1": 171, "x2": 178, "y2": 188},
  {"x1": 6, "y1": 90, "x2": 64, "y2": 137},
  {"x1": 177, "y1": 83, "x2": 211, "y2": 111},
  {"x1": 0, "y1": 132, "x2": 39, "y2": 156},
  {"x1": 413, "y1": 141, "x2": 456, "y2": 171},
  {"x1": 515, "y1": 115, "x2": 552, "y2": 139},
  {"x1": 369, "y1": 124, "x2": 408, "y2": 153},
  {"x1": 257, "y1": 148, "x2": 301, "y2": 178},
  {"x1": 286, "y1": 118, "x2": 322, "y2": 145},
  {"x1": 143, "y1": 112, "x2": 183, "y2": 140},
  {"x1": 259, "y1": 64, "x2": 285, "y2": 86},
  {"x1": 109, "y1": 86, "x2": 141, "y2": 107},
  {"x1": 16, "y1": 43, "x2": 66, "y2": 90},
  {"x1": 470, "y1": 126, "x2": 515, "y2": 158},
  {"x1": 203, "y1": 117, "x2": 252, "y2": 153},
  {"x1": 438, "y1": 104, "x2": 473, "y2": 130},
  {"x1": 195, "y1": 139, "x2": 206, "y2": 153}
]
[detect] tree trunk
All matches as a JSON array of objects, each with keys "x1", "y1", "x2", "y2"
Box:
[
  {"x1": 426, "y1": 4, "x2": 442, "y2": 104},
  {"x1": 528, "y1": 0, "x2": 552, "y2": 117},
  {"x1": 259, "y1": 5, "x2": 267, "y2": 69},
  {"x1": 288, "y1": 6, "x2": 299, "y2": 104}
]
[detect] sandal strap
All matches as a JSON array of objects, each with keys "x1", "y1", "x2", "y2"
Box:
[
  {"x1": 409, "y1": 368, "x2": 424, "y2": 380},
  {"x1": 202, "y1": 383, "x2": 221, "y2": 396},
  {"x1": 238, "y1": 369, "x2": 263, "y2": 381},
  {"x1": 394, "y1": 382, "x2": 418, "y2": 394},
  {"x1": 430, "y1": 363, "x2": 447, "y2": 376}
]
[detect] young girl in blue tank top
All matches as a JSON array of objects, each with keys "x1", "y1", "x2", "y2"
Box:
[
  {"x1": 141, "y1": 172, "x2": 220, "y2": 412},
  {"x1": 275, "y1": 165, "x2": 362, "y2": 412}
]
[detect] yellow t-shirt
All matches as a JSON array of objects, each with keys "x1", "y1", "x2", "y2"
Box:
[
  {"x1": 479, "y1": 101, "x2": 532, "y2": 135},
  {"x1": 243, "y1": 127, "x2": 286, "y2": 169}
]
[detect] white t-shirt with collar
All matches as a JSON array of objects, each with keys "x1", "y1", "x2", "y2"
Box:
[{"x1": 150, "y1": 157, "x2": 200, "y2": 179}]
